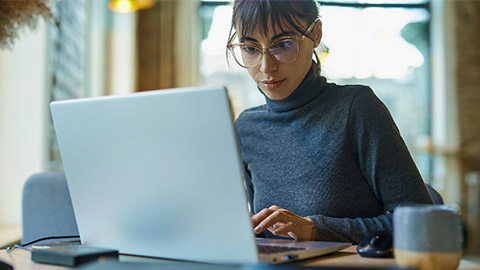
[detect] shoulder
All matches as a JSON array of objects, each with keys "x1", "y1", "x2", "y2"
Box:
[
  {"x1": 234, "y1": 104, "x2": 268, "y2": 147},
  {"x1": 325, "y1": 81, "x2": 373, "y2": 100},
  {"x1": 342, "y1": 85, "x2": 399, "y2": 137},
  {"x1": 320, "y1": 81, "x2": 381, "y2": 115},
  {"x1": 235, "y1": 104, "x2": 268, "y2": 127},
  {"x1": 345, "y1": 85, "x2": 391, "y2": 121},
  {"x1": 321, "y1": 81, "x2": 394, "y2": 132},
  {"x1": 321, "y1": 81, "x2": 373, "y2": 106},
  {"x1": 322, "y1": 80, "x2": 387, "y2": 116}
]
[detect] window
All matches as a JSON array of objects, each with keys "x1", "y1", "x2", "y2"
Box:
[{"x1": 200, "y1": 0, "x2": 432, "y2": 180}]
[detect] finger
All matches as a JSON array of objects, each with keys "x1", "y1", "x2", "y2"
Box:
[
  {"x1": 272, "y1": 223, "x2": 307, "y2": 241},
  {"x1": 274, "y1": 219, "x2": 317, "y2": 241},
  {"x1": 270, "y1": 221, "x2": 294, "y2": 235},
  {"x1": 287, "y1": 231, "x2": 298, "y2": 239},
  {"x1": 269, "y1": 222, "x2": 296, "y2": 238},
  {"x1": 251, "y1": 207, "x2": 274, "y2": 228},
  {"x1": 253, "y1": 205, "x2": 284, "y2": 228},
  {"x1": 268, "y1": 222, "x2": 286, "y2": 232},
  {"x1": 254, "y1": 209, "x2": 289, "y2": 234}
]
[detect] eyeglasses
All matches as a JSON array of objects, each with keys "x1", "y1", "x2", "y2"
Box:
[{"x1": 227, "y1": 19, "x2": 319, "y2": 69}]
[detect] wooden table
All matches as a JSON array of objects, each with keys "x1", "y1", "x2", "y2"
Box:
[
  {"x1": 1, "y1": 246, "x2": 480, "y2": 269},
  {"x1": 300, "y1": 246, "x2": 480, "y2": 269}
]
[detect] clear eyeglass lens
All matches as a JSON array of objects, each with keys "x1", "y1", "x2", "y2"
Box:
[
  {"x1": 237, "y1": 44, "x2": 261, "y2": 67},
  {"x1": 230, "y1": 39, "x2": 299, "y2": 68},
  {"x1": 269, "y1": 39, "x2": 299, "y2": 63}
]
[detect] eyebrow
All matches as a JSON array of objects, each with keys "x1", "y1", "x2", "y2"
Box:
[{"x1": 240, "y1": 31, "x2": 298, "y2": 43}]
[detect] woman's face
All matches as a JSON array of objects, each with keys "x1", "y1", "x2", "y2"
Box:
[{"x1": 239, "y1": 20, "x2": 321, "y2": 100}]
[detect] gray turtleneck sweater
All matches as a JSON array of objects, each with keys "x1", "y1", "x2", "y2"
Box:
[{"x1": 234, "y1": 64, "x2": 433, "y2": 244}]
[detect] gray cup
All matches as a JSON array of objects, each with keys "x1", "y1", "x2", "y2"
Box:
[{"x1": 393, "y1": 205, "x2": 462, "y2": 270}]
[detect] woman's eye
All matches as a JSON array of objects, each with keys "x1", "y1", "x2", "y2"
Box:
[
  {"x1": 241, "y1": 45, "x2": 258, "y2": 54},
  {"x1": 274, "y1": 40, "x2": 296, "y2": 49}
]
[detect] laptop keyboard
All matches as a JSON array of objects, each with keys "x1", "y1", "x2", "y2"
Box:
[{"x1": 257, "y1": 245, "x2": 307, "y2": 254}]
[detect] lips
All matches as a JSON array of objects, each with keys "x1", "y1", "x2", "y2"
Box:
[{"x1": 260, "y1": 79, "x2": 285, "y2": 91}]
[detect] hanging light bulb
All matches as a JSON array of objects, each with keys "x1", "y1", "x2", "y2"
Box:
[
  {"x1": 109, "y1": 0, "x2": 155, "y2": 13},
  {"x1": 109, "y1": 0, "x2": 139, "y2": 13}
]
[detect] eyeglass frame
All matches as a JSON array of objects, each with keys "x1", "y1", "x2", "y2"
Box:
[{"x1": 227, "y1": 19, "x2": 320, "y2": 69}]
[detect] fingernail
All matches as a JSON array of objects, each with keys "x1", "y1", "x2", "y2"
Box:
[{"x1": 254, "y1": 227, "x2": 262, "y2": 234}]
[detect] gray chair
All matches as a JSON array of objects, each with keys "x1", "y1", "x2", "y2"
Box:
[
  {"x1": 21, "y1": 172, "x2": 79, "y2": 245},
  {"x1": 425, "y1": 183, "x2": 444, "y2": 205}
]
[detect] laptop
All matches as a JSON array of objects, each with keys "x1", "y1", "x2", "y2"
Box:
[{"x1": 50, "y1": 86, "x2": 350, "y2": 265}]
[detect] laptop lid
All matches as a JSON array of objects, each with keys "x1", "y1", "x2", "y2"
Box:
[{"x1": 51, "y1": 86, "x2": 259, "y2": 264}]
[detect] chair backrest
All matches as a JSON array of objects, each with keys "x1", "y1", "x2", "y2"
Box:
[
  {"x1": 425, "y1": 183, "x2": 444, "y2": 205},
  {"x1": 22, "y1": 172, "x2": 79, "y2": 245}
]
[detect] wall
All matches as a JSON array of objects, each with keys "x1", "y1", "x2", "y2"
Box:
[
  {"x1": 431, "y1": 0, "x2": 460, "y2": 205},
  {"x1": 431, "y1": 0, "x2": 480, "y2": 255},
  {"x1": 108, "y1": 11, "x2": 137, "y2": 95},
  {"x1": 453, "y1": 0, "x2": 480, "y2": 255},
  {"x1": 0, "y1": 21, "x2": 48, "y2": 225},
  {"x1": 0, "y1": 1, "x2": 136, "y2": 226},
  {"x1": 136, "y1": 0, "x2": 200, "y2": 91},
  {"x1": 174, "y1": 0, "x2": 201, "y2": 87},
  {"x1": 454, "y1": 1, "x2": 480, "y2": 191}
]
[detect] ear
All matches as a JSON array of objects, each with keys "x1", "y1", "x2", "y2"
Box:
[{"x1": 313, "y1": 20, "x2": 323, "y2": 47}]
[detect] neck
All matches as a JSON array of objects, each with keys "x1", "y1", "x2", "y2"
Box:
[{"x1": 262, "y1": 62, "x2": 325, "y2": 113}]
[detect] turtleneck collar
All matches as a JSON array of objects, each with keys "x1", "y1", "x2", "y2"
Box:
[{"x1": 260, "y1": 62, "x2": 327, "y2": 113}]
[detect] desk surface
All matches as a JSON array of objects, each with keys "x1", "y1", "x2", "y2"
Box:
[{"x1": 1, "y1": 246, "x2": 480, "y2": 269}]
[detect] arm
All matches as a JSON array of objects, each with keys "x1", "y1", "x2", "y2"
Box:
[
  {"x1": 242, "y1": 161, "x2": 255, "y2": 213},
  {"x1": 308, "y1": 87, "x2": 433, "y2": 243},
  {"x1": 251, "y1": 87, "x2": 433, "y2": 244}
]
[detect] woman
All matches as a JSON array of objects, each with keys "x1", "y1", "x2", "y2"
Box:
[{"x1": 227, "y1": 0, "x2": 433, "y2": 244}]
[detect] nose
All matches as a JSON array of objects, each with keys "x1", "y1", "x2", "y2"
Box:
[{"x1": 259, "y1": 52, "x2": 278, "y2": 73}]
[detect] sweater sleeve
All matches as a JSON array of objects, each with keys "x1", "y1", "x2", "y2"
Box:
[
  {"x1": 235, "y1": 120, "x2": 255, "y2": 213},
  {"x1": 308, "y1": 87, "x2": 433, "y2": 244},
  {"x1": 243, "y1": 161, "x2": 255, "y2": 213}
]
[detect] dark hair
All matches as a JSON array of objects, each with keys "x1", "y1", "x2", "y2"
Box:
[{"x1": 229, "y1": 0, "x2": 319, "y2": 40}]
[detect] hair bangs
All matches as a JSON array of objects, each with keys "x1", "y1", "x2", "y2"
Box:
[{"x1": 232, "y1": 0, "x2": 316, "y2": 40}]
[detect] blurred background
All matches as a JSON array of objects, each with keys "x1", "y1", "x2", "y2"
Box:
[{"x1": 0, "y1": 0, "x2": 479, "y2": 255}]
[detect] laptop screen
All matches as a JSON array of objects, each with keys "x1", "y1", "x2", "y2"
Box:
[{"x1": 51, "y1": 86, "x2": 259, "y2": 264}]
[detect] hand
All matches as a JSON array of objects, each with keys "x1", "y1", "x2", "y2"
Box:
[{"x1": 251, "y1": 205, "x2": 318, "y2": 241}]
